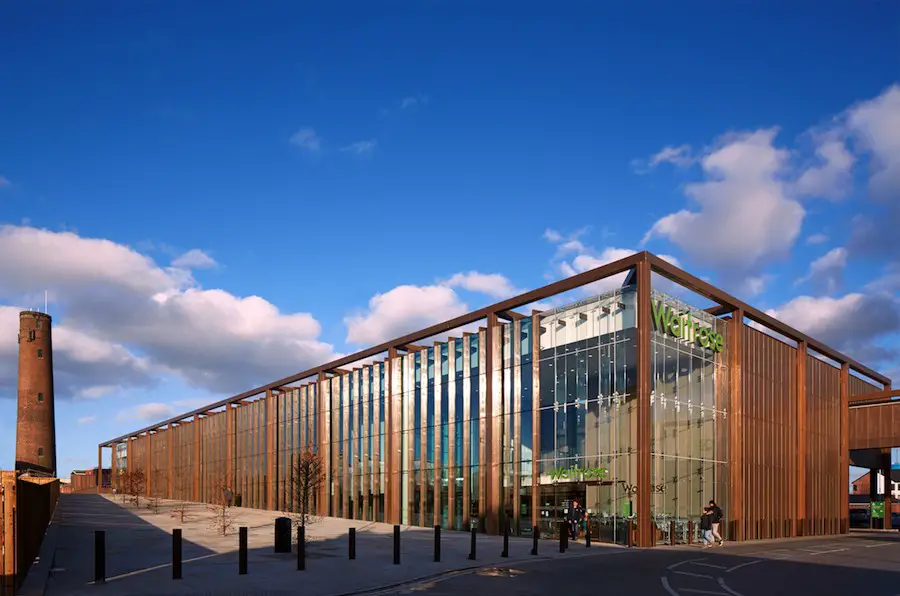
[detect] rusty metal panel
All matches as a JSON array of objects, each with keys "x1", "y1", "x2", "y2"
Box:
[
  {"x1": 849, "y1": 401, "x2": 900, "y2": 450},
  {"x1": 805, "y1": 354, "x2": 841, "y2": 535},
  {"x1": 741, "y1": 325, "x2": 798, "y2": 541},
  {"x1": 635, "y1": 259, "x2": 652, "y2": 546}
]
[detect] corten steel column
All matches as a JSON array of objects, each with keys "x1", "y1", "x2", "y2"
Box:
[
  {"x1": 797, "y1": 341, "x2": 808, "y2": 536},
  {"x1": 342, "y1": 375, "x2": 350, "y2": 519},
  {"x1": 478, "y1": 326, "x2": 489, "y2": 531},
  {"x1": 462, "y1": 334, "x2": 472, "y2": 530},
  {"x1": 882, "y1": 448, "x2": 892, "y2": 530},
  {"x1": 266, "y1": 389, "x2": 275, "y2": 511},
  {"x1": 226, "y1": 406, "x2": 234, "y2": 497},
  {"x1": 97, "y1": 444, "x2": 103, "y2": 491},
  {"x1": 447, "y1": 339, "x2": 457, "y2": 528},
  {"x1": 840, "y1": 363, "x2": 850, "y2": 534},
  {"x1": 420, "y1": 357, "x2": 427, "y2": 526},
  {"x1": 635, "y1": 258, "x2": 652, "y2": 547},
  {"x1": 110, "y1": 442, "x2": 118, "y2": 493},
  {"x1": 167, "y1": 423, "x2": 174, "y2": 499},
  {"x1": 373, "y1": 363, "x2": 382, "y2": 521},
  {"x1": 489, "y1": 315, "x2": 503, "y2": 535},
  {"x1": 728, "y1": 309, "x2": 745, "y2": 541},
  {"x1": 385, "y1": 350, "x2": 397, "y2": 524},
  {"x1": 434, "y1": 343, "x2": 443, "y2": 528},
  {"x1": 531, "y1": 311, "x2": 541, "y2": 535},
  {"x1": 511, "y1": 320, "x2": 521, "y2": 535},
  {"x1": 318, "y1": 372, "x2": 329, "y2": 517},
  {"x1": 362, "y1": 367, "x2": 370, "y2": 521},
  {"x1": 193, "y1": 416, "x2": 201, "y2": 502},
  {"x1": 149, "y1": 432, "x2": 156, "y2": 496}
]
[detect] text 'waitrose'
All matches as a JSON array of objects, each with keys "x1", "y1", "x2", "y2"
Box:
[{"x1": 651, "y1": 300, "x2": 725, "y2": 353}]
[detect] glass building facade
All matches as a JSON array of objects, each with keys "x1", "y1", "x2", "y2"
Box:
[{"x1": 109, "y1": 254, "x2": 889, "y2": 547}]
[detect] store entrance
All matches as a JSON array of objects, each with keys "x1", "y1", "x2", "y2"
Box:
[{"x1": 538, "y1": 482, "x2": 628, "y2": 545}]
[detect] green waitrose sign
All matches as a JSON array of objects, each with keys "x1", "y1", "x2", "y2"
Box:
[
  {"x1": 652, "y1": 300, "x2": 725, "y2": 353},
  {"x1": 549, "y1": 465, "x2": 609, "y2": 482}
]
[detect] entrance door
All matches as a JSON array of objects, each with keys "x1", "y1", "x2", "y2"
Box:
[{"x1": 538, "y1": 483, "x2": 586, "y2": 539}]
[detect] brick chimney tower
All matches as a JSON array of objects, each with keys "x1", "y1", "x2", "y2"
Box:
[{"x1": 15, "y1": 311, "x2": 56, "y2": 476}]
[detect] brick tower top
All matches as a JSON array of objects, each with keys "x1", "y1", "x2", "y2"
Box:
[{"x1": 16, "y1": 310, "x2": 56, "y2": 476}]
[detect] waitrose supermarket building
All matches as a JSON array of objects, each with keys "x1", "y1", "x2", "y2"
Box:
[{"x1": 98, "y1": 252, "x2": 893, "y2": 547}]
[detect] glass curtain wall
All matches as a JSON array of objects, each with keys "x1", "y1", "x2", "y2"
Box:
[
  {"x1": 649, "y1": 289, "x2": 728, "y2": 545},
  {"x1": 534, "y1": 287, "x2": 638, "y2": 545}
]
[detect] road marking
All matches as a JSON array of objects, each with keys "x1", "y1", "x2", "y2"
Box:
[
  {"x1": 673, "y1": 570, "x2": 714, "y2": 579},
  {"x1": 661, "y1": 577, "x2": 680, "y2": 596},
  {"x1": 807, "y1": 548, "x2": 849, "y2": 556},
  {"x1": 690, "y1": 562, "x2": 727, "y2": 569},
  {"x1": 668, "y1": 557, "x2": 709, "y2": 570},
  {"x1": 680, "y1": 589, "x2": 730, "y2": 595},
  {"x1": 717, "y1": 577, "x2": 745, "y2": 596},
  {"x1": 725, "y1": 560, "x2": 761, "y2": 573},
  {"x1": 864, "y1": 542, "x2": 892, "y2": 548}
]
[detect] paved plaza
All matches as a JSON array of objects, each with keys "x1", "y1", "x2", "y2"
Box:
[{"x1": 41, "y1": 494, "x2": 626, "y2": 595}]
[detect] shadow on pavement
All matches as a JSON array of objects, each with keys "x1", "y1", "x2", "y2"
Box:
[{"x1": 45, "y1": 494, "x2": 626, "y2": 595}]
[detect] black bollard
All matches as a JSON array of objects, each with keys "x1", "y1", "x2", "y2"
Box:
[
  {"x1": 585, "y1": 521, "x2": 591, "y2": 548},
  {"x1": 239, "y1": 526, "x2": 248, "y2": 575},
  {"x1": 349, "y1": 528, "x2": 356, "y2": 560},
  {"x1": 393, "y1": 525, "x2": 401, "y2": 565},
  {"x1": 297, "y1": 525, "x2": 306, "y2": 571},
  {"x1": 559, "y1": 521, "x2": 566, "y2": 553},
  {"x1": 531, "y1": 527, "x2": 539, "y2": 556},
  {"x1": 94, "y1": 530, "x2": 106, "y2": 585},
  {"x1": 502, "y1": 521, "x2": 509, "y2": 557},
  {"x1": 434, "y1": 526, "x2": 441, "y2": 562},
  {"x1": 468, "y1": 526, "x2": 477, "y2": 560},
  {"x1": 173, "y1": 529, "x2": 182, "y2": 580}
]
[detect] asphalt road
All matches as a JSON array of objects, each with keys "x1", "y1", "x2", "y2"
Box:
[{"x1": 379, "y1": 532, "x2": 900, "y2": 596}]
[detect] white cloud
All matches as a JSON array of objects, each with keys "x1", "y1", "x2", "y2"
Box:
[
  {"x1": 796, "y1": 247, "x2": 848, "y2": 294},
  {"x1": 845, "y1": 83, "x2": 900, "y2": 201},
  {"x1": 340, "y1": 140, "x2": 377, "y2": 155},
  {"x1": 77, "y1": 416, "x2": 97, "y2": 425},
  {"x1": 806, "y1": 233, "x2": 829, "y2": 245},
  {"x1": 171, "y1": 249, "x2": 217, "y2": 270},
  {"x1": 0, "y1": 225, "x2": 338, "y2": 397},
  {"x1": 649, "y1": 144, "x2": 693, "y2": 168},
  {"x1": 117, "y1": 402, "x2": 175, "y2": 423},
  {"x1": 543, "y1": 229, "x2": 563, "y2": 243},
  {"x1": 289, "y1": 127, "x2": 321, "y2": 153},
  {"x1": 793, "y1": 139, "x2": 855, "y2": 200},
  {"x1": 443, "y1": 272, "x2": 523, "y2": 299},
  {"x1": 767, "y1": 293, "x2": 900, "y2": 361},
  {"x1": 643, "y1": 128, "x2": 804, "y2": 273},
  {"x1": 345, "y1": 284, "x2": 468, "y2": 346}
]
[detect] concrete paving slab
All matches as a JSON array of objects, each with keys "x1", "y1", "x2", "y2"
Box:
[{"x1": 44, "y1": 494, "x2": 625, "y2": 595}]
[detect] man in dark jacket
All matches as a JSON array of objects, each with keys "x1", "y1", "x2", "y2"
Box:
[
  {"x1": 708, "y1": 500, "x2": 724, "y2": 546},
  {"x1": 568, "y1": 500, "x2": 585, "y2": 540}
]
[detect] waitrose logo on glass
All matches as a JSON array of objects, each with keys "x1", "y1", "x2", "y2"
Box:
[
  {"x1": 651, "y1": 300, "x2": 725, "y2": 353},
  {"x1": 548, "y1": 465, "x2": 609, "y2": 482}
]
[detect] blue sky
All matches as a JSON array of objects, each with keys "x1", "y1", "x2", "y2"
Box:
[{"x1": 1, "y1": 2, "x2": 898, "y2": 477}]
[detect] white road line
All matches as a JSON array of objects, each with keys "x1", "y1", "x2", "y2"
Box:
[
  {"x1": 668, "y1": 558, "x2": 709, "y2": 571},
  {"x1": 690, "y1": 562, "x2": 727, "y2": 569},
  {"x1": 864, "y1": 542, "x2": 892, "y2": 548},
  {"x1": 680, "y1": 589, "x2": 730, "y2": 595},
  {"x1": 807, "y1": 548, "x2": 848, "y2": 556},
  {"x1": 673, "y1": 570, "x2": 715, "y2": 579},
  {"x1": 725, "y1": 560, "x2": 761, "y2": 573},
  {"x1": 717, "y1": 577, "x2": 745, "y2": 596},
  {"x1": 661, "y1": 577, "x2": 681, "y2": 596}
]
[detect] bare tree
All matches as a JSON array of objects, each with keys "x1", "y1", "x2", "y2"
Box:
[
  {"x1": 290, "y1": 449, "x2": 324, "y2": 534},
  {"x1": 207, "y1": 480, "x2": 234, "y2": 536},
  {"x1": 117, "y1": 470, "x2": 131, "y2": 504},
  {"x1": 128, "y1": 468, "x2": 146, "y2": 508},
  {"x1": 170, "y1": 474, "x2": 190, "y2": 524}
]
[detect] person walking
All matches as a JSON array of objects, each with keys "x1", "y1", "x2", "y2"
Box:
[
  {"x1": 568, "y1": 499, "x2": 585, "y2": 541},
  {"x1": 699, "y1": 507, "x2": 715, "y2": 548},
  {"x1": 708, "y1": 499, "x2": 724, "y2": 546}
]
